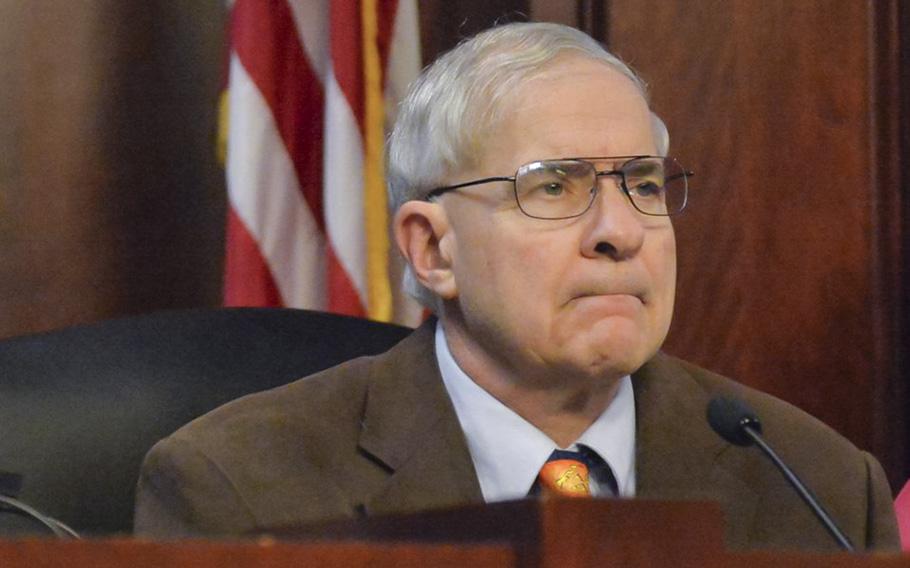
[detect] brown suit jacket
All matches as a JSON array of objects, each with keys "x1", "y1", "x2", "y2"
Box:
[{"x1": 134, "y1": 321, "x2": 899, "y2": 551}]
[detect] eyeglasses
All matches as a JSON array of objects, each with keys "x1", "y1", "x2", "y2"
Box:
[{"x1": 425, "y1": 156, "x2": 693, "y2": 220}]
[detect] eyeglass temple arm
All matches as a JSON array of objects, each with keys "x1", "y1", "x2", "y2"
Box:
[{"x1": 425, "y1": 176, "x2": 515, "y2": 200}]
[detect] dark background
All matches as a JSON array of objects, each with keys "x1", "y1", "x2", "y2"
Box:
[{"x1": 0, "y1": 0, "x2": 907, "y2": 488}]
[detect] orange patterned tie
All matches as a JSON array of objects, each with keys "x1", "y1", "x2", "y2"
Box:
[{"x1": 537, "y1": 455, "x2": 591, "y2": 498}]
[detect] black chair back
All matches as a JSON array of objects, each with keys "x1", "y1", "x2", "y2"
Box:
[{"x1": 0, "y1": 308, "x2": 413, "y2": 535}]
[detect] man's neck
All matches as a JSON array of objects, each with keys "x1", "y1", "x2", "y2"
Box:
[{"x1": 440, "y1": 317, "x2": 623, "y2": 448}]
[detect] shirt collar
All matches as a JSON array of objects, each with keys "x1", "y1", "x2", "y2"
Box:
[{"x1": 435, "y1": 322, "x2": 636, "y2": 501}]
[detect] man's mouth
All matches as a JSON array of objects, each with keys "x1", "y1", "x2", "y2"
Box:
[{"x1": 569, "y1": 293, "x2": 644, "y2": 316}]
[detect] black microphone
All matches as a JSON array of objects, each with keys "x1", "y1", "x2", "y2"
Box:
[{"x1": 706, "y1": 396, "x2": 855, "y2": 552}]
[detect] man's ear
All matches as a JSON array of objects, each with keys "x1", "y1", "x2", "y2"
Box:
[{"x1": 393, "y1": 201, "x2": 457, "y2": 300}]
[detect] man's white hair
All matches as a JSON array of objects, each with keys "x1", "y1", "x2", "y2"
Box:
[{"x1": 387, "y1": 22, "x2": 669, "y2": 310}]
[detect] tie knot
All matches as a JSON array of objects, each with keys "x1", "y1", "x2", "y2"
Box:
[
  {"x1": 532, "y1": 447, "x2": 618, "y2": 498},
  {"x1": 537, "y1": 449, "x2": 596, "y2": 498}
]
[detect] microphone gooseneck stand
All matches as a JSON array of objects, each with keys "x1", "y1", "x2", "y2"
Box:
[{"x1": 706, "y1": 396, "x2": 855, "y2": 552}]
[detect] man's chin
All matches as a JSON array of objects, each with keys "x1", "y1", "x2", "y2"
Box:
[
  {"x1": 583, "y1": 330, "x2": 661, "y2": 374},
  {"x1": 587, "y1": 358, "x2": 641, "y2": 380},
  {"x1": 555, "y1": 346, "x2": 647, "y2": 382}
]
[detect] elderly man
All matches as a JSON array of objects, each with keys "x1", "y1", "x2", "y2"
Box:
[{"x1": 135, "y1": 22, "x2": 899, "y2": 550}]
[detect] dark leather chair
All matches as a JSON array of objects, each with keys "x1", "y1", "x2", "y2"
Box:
[{"x1": 0, "y1": 308, "x2": 413, "y2": 536}]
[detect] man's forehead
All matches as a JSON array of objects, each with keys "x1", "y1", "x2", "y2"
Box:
[
  {"x1": 508, "y1": 58, "x2": 650, "y2": 123},
  {"x1": 486, "y1": 58, "x2": 655, "y2": 166}
]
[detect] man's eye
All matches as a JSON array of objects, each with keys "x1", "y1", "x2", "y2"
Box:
[
  {"x1": 543, "y1": 182, "x2": 565, "y2": 196},
  {"x1": 630, "y1": 181, "x2": 663, "y2": 198}
]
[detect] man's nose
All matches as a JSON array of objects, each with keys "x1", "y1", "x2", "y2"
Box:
[{"x1": 579, "y1": 178, "x2": 646, "y2": 260}]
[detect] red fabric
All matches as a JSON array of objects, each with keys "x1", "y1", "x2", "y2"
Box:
[
  {"x1": 329, "y1": 1, "x2": 365, "y2": 132},
  {"x1": 231, "y1": 0, "x2": 326, "y2": 231},
  {"x1": 327, "y1": 245, "x2": 366, "y2": 317},
  {"x1": 224, "y1": 208, "x2": 283, "y2": 307},
  {"x1": 376, "y1": 0, "x2": 399, "y2": 76},
  {"x1": 328, "y1": 0, "x2": 398, "y2": 131},
  {"x1": 223, "y1": 1, "x2": 406, "y2": 315},
  {"x1": 896, "y1": 480, "x2": 910, "y2": 550}
]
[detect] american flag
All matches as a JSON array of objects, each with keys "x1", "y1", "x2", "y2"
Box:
[{"x1": 220, "y1": 0, "x2": 422, "y2": 325}]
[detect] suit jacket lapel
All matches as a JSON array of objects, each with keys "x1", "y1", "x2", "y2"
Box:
[
  {"x1": 633, "y1": 353, "x2": 758, "y2": 547},
  {"x1": 357, "y1": 320, "x2": 484, "y2": 516}
]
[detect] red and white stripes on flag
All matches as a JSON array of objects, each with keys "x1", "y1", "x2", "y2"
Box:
[{"x1": 221, "y1": 0, "x2": 422, "y2": 325}]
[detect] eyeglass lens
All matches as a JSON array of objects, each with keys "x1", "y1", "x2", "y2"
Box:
[{"x1": 514, "y1": 157, "x2": 687, "y2": 219}]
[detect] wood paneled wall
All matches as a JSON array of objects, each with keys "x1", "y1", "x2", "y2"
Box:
[
  {"x1": 0, "y1": 2, "x2": 226, "y2": 338},
  {"x1": 0, "y1": 1, "x2": 906, "y2": 483},
  {"x1": 605, "y1": 0, "x2": 908, "y2": 486}
]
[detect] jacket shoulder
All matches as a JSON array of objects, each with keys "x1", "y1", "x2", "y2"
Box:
[
  {"x1": 667, "y1": 355, "x2": 860, "y2": 455},
  {"x1": 135, "y1": 354, "x2": 384, "y2": 536},
  {"x1": 646, "y1": 353, "x2": 899, "y2": 551},
  {"x1": 171, "y1": 354, "x2": 375, "y2": 448}
]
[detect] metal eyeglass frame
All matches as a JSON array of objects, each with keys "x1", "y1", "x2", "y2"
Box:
[{"x1": 424, "y1": 155, "x2": 694, "y2": 220}]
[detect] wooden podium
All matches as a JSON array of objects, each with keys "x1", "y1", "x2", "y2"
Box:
[{"x1": 0, "y1": 500, "x2": 907, "y2": 567}]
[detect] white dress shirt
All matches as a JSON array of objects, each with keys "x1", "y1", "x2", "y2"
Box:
[{"x1": 435, "y1": 322, "x2": 636, "y2": 501}]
